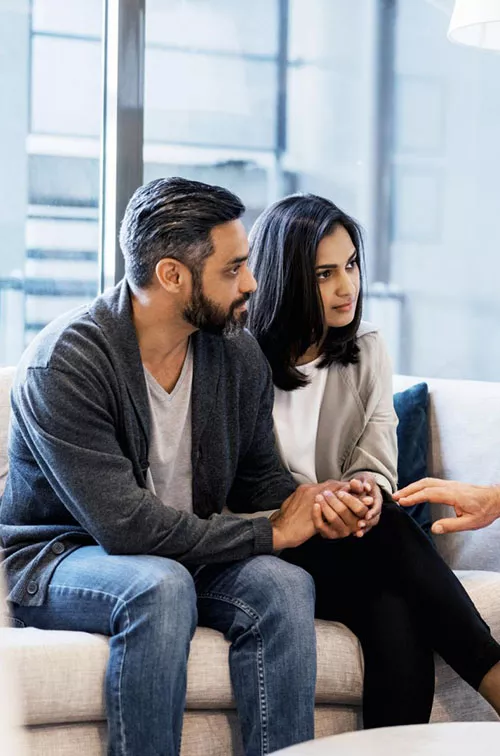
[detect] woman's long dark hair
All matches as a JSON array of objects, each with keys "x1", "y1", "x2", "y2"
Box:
[{"x1": 247, "y1": 194, "x2": 365, "y2": 391}]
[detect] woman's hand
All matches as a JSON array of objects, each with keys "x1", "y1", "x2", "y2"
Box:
[
  {"x1": 313, "y1": 484, "x2": 372, "y2": 539},
  {"x1": 348, "y1": 473, "x2": 383, "y2": 537}
]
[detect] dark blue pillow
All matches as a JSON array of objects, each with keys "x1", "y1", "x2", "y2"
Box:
[{"x1": 393, "y1": 382, "x2": 432, "y2": 535}]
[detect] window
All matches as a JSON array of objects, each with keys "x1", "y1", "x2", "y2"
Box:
[
  {"x1": 143, "y1": 0, "x2": 378, "y2": 230},
  {"x1": 390, "y1": 0, "x2": 500, "y2": 380},
  {"x1": 0, "y1": 0, "x2": 103, "y2": 366},
  {"x1": 3, "y1": 0, "x2": 500, "y2": 381}
]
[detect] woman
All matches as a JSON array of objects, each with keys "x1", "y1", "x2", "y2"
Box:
[{"x1": 247, "y1": 193, "x2": 500, "y2": 728}]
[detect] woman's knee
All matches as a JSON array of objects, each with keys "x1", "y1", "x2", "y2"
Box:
[{"x1": 381, "y1": 499, "x2": 416, "y2": 523}]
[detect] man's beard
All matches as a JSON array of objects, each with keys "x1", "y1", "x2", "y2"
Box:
[{"x1": 183, "y1": 274, "x2": 250, "y2": 336}]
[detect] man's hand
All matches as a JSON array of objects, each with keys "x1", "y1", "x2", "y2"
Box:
[
  {"x1": 272, "y1": 480, "x2": 368, "y2": 549},
  {"x1": 393, "y1": 478, "x2": 500, "y2": 534},
  {"x1": 270, "y1": 484, "x2": 320, "y2": 550}
]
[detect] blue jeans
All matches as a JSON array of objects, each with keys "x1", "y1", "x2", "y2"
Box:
[{"x1": 13, "y1": 547, "x2": 316, "y2": 756}]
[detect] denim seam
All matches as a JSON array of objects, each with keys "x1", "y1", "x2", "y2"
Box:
[
  {"x1": 196, "y1": 591, "x2": 260, "y2": 622},
  {"x1": 49, "y1": 584, "x2": 127, "y2": 603},
  {"x1": 197, "y1": 590, "x2": 269, "y2": 754},
  {"x1": 256, "y1": 629, "x2": 268, "y2": 754},
  {"x1": 111, "y1": 599, "x2": 130, "y2": 756},
  {"x1": 50, "y1": 583, "x2": 129, "y2": 756}
]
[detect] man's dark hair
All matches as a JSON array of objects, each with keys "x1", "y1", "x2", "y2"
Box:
[
  {"x1": 247, "y1": 193, "x2": 365, "y2": 391},
  {"x1": 119, "y1": 177, "x2": 245, "y2": 288}
]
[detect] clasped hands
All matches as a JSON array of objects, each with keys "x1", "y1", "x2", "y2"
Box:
[{"x1": 271, "y1": 473, "x2": 383, "y2": 551}]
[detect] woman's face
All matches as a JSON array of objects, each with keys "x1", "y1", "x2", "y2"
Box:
[{"x1": 315, "y1": 225, "x2": 360, "y2": 329}]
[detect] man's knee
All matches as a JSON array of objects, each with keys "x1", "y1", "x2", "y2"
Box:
[
  {"x1": 139, "y1": 557, "x2": 195, "y2": 601},
  {"x1": 244, "y1": 555, "x2": 316, "y2": 620},
  {"x1": 118, "y1": 556, "x2": 197, "y2": 632}
]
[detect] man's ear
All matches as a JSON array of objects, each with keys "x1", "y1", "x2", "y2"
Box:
[{"x1": 155, "y1": 258, "x2": 189, "y2": 293}]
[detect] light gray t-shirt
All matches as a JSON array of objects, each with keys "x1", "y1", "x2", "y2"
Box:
[{"x1": 144, "y1": 343, "x2": 193, "y2": 513}]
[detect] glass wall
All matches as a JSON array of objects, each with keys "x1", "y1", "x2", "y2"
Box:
[
  {"x1": 143, "y1": 0, "x2": 379, "y2": 236},
  {"x1": 0, "y1": 0, "x2": 103, "y2": 366},
  {"x1": 144, "y1": 0, "x2": 284, "y2": 229},
  {"x1": 3, "y1": 0, "x2": 500, "y2": 381},
  {"x1": 390, "y1": 0, "x2": 500, "y2": 379}
]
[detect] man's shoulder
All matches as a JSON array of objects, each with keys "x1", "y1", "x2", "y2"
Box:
[
  {"x1": 221, "y1": 328, "x2": 268, "y2": 376},
  {"x1": 194, "y1": 328, "x2": 269, "y2": 393},
  {"x1": 15, "y1": 301, "x2": 111, "y2": 392},
  {"x1": 224, "y1": 328, "x2": 265, "y2": 357},
  {"x1": 17, "y1": 282, "x2": 125, "y2": 378}
]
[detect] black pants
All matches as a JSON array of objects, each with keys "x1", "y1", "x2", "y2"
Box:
[{"x1": 281, "y1": 501, "x2": 500, "y2": 729}]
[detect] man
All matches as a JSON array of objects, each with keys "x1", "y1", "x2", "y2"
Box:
[
  {"x1": 0, "y1": 178, "x2": 372, "y2": 756},
  {"x1": 394, "y1": 479, "x2": 500, "y2": 534}
]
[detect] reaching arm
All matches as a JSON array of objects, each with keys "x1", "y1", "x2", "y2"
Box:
[{"x1": 394, "y1": 478, "x2": 500, "y2": 534}]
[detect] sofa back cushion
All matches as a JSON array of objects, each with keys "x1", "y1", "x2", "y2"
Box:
[{"x1": 393, "y1": 382, "x2": 431, "y2": 534}]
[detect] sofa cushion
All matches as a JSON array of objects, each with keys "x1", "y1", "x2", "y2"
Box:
[
  {"x1": 393, "y1": 382, "x2": 431, "y2": 533},
  {"x1": 1, "y1": 628, "x2": 108, "y2": 725},
  {"x1": 5, "y1": 570, "x2": 500, "y2": 727},
  {"x1": 3, "y1": 620, "x2": 363, "y2": 726}
]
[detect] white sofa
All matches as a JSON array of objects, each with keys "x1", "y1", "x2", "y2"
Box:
[{"x1": 1, "y1": 366, "x2": 500, "y2": 756}]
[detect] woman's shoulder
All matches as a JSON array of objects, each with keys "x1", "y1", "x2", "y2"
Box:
[
  {"x1": 354, "y1": 322, "x2": 393, "y2": 403},
  {"x1": 356, "y1": 320, "x2": 387, "y2": 361},
  {"x1": 356, "y1": 319, "x2": 379, "y2": 340},
  {"x1": 330, "y1": 321, "x2": 391, "y2": 398}
]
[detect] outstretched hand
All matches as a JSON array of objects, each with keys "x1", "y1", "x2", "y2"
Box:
[{"x1": 393, "y1": 478, "x2": 500, "y2": 534}]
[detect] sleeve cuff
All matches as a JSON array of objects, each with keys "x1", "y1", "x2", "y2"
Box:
[
  {"x1": 371, "y1": 473, "x2": 395, "y2": 498},
  {"x1": 252, "y1": 516, "x2": 274, "y2": 555}
]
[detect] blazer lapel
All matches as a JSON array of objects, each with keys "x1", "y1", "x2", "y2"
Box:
[
  {"x1": 315, "y1": 322, "x2": 379, "y2": 482},
  {"x1": 315, "y1": 364, "x2": 363, "y2": 483}
]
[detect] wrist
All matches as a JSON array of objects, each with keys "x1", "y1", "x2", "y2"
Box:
[
  {"x1": 489, "y1": 485, "x2": 500, "y2": 519},
  {"x1": 272, "y1": 522, "x2": 287, "y2": 551}
]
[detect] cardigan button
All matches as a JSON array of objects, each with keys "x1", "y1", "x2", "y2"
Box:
[
  {"x1": 27, "y1": 581, "x2": 38, "y2": 595},
  {"x1": 51, "y1": 542, "x2": 65, "y2": 555}
]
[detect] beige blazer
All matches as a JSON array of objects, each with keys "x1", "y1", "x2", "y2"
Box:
[{"x1": 274, "y1": 322, "x2": 398, "y2": 497}]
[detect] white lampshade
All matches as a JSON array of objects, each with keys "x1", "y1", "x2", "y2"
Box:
[{"x1": 448, "y1": 0, "x2": 500, "y2": 50}]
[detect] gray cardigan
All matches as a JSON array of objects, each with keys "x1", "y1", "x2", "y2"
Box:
[{"x1": 0, "y1": 281, "x2": 296, "y2": 606}]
